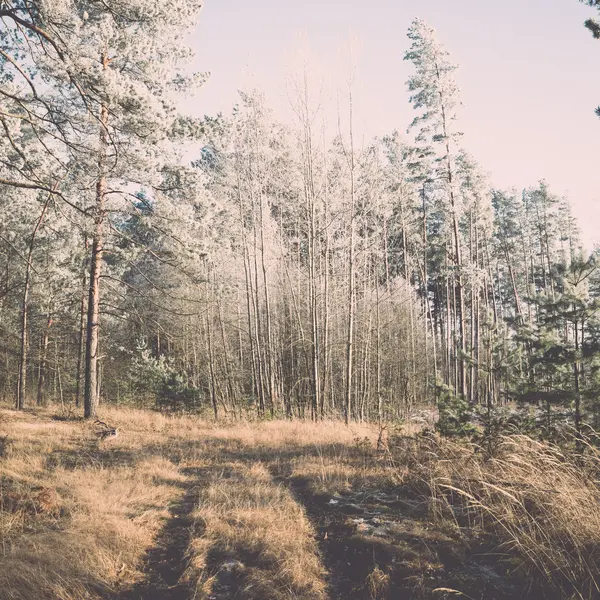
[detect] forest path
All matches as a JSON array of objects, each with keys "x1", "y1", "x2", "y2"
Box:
[
  {"x1": 115, "y1": 437, "x2": 518, "y2": 600},
  {"x1": 64, "y1": 416, "x2": 526, "y2": 600},
  {"x1": 0, "y1": 407, "x2": 556, "y2": 600},
  {"x1": 285, "y1": 476, "x2": 416, "y2": 600},
  {"x1": 112, "y1": 468, "x2": 203, "y2": 600},
  {"x1": 280, "y1": 471, "x2": 520, "y2": 600}
]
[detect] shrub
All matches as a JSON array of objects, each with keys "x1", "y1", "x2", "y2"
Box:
[
  {"x1": 130, "y1": 349, "x2": 200, "y2": 411},
  {"x1": 435, "y1": 386, "x2": 476, "y2": 438}
]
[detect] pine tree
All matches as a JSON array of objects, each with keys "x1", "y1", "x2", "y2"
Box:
[
  {"x1": 405, "y1": 18, "x2": 468, "y2": 400},
  {"x1": 579, "y1": 1, "x2": 600, "y2": 114}
]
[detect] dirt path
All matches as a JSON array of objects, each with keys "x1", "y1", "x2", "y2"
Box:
[
  {"x1": 286, "y1": 476, "x2": 520, "y2": 600},
  {"x1": 287, "y1": 477, "x2": 416, "y2": 600},
  {"x1": 115, "y1": 471, "x2": 202, "y2": 600},
  {"x1": 113, "y1": 437, "x2": 521, "y2": 600}
]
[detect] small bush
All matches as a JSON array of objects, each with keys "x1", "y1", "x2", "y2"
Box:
[
  {"x1": 435, "y1": 386, "x2": 476, "y2": 438},
  {"x1": 130, "y1": 349, "x2": 200, "y2": 411},
  {"x1": 157, "y1": 372, "x2": 200, "y2": 411}
]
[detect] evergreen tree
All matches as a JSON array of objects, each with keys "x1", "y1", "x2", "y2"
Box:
[{"x1": 579, "y1": 0, "x2": 600, "y2": 114}]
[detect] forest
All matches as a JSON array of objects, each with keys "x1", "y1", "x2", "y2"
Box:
[
  {"x1": 0, "y1": 2, "x2": 598, "y2": 433},
  {"x1": 1, "y1": 2, "x2": 600, "y2": 599}
]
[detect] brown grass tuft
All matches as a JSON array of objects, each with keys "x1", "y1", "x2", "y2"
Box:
[
  {"x1": 3, "y1": 404, "x2": 600, "y2": 599},
  {"x1": 403, "y1": 432, "x2": 600, "y2": 599},
  {"x1": 191, "y1": 461, "x2": 326, "y2": 599}
]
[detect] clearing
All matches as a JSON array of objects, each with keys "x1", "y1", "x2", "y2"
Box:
[{"x1": 0, "y1": 405, "x2": 596, "y2": 599}]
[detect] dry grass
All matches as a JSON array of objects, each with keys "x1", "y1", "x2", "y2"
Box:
[
  {"x1": 2, "y1": 404, "x2": 599, "y2": 599},
  {"x1": 0, "y1": 405, "x2": 377, "y2": 599},
  {"x1": 186, "y1": 419, "x2": 377, "y2": 599},
  {"x1": 0, "y1": 404, "x2": 192, "y2": 599},
  {"x1": 190, "y1": 461, "x2": 326, "y2": 599},
  {"x1": 402, "y1": 432, "x2": 600, "y2": 599}
]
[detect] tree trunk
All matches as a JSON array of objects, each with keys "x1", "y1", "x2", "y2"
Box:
[
  {"x1": 344, "y1": 93, "x2": 356, "y2": 425},
  {"x1": 36, "y1": 305, "x2": 52, "y2": 406},
  {"x1": 84, "y1": 53, "x2": 109, "y2": 419},
  {"x1": 16, "y1": 193, "x2": 52, "y2": 409},
  {"x1": 206, "y1": 308, "x2": 218, "y2": 420},
  {"x1": 75, "y1": 238, "x2": 88, "y2": 407},
  {"x1": 574, "y1": 316, "x2": 583, "y2": 453}
]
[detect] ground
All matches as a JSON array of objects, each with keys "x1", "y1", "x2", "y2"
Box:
[{"x1": 0, "y1": 404, "x2": 592, "y2": 599}]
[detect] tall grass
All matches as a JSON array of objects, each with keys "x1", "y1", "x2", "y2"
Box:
[
  {"x1": 3, "y1": 403, "x2": 600, "y2": 599},
  {"x1": 403, "y1": 432, "x2": 600, "y2": 599}
]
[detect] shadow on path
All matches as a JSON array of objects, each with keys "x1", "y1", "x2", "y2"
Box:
[
  {"x1": 114, "y1": 467, "x2": 203, "y2": 600},
  {"x1": 286, "y1": 476, "x2": 394, "y2": 600},
  {"x1": 286, "y1": 474, "x2": 524, "y2": 600}
]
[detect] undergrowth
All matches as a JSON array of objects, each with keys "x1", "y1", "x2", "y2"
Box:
[{"x1": 1, "y1": 402, "x2": 599, "y2": 599}]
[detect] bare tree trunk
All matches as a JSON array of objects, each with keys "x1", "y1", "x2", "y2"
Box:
[
  {"x1": 574, "y1": 316, "x2": 583, "y2": 453},
  {"x1": 450, "y1": 188, "x2": 466, "y2": 399},
  {"x1": 436, "y1": 71, "x2": 465, "y2": 399},
  {"x1": 36, "y1": 304, "x2": 52, "y2": 406},
  {"x1": 236, "y1": 162, "x2": 261, "y2": 412},
  {"x1": 206, "y1": 280, "x2": 218, "y2": 420},
  {"x1": 344, "y1": 93, "x2": 356, "y2": 425},
  {"x1": 84, "y1": 52, "x2": 109, "y2": 419},
  {"x1": 321, "y1": 124, "x2": 331, "y2": 417},
  {"x1": 75, "y1": 238, "x2": 88, "y2": 407},
  {"x1": 321, "y1": 194, "x2": 330, "y2": 417},
  {"x1": 474, "y1": 221, "x2": 481, "y2": 404},
  {"x1": 445, "y1": 251, "x2": 452, "y2": 388},
  {"x1": 256, "y1": 184, "x2": 276, "y2": 415},
  {"x1": 251, "y1": 205, "x2": 266, "y2": 417},
  {"x1": 506, "y1": 255, "x2": 523, "y2": 322},
  {"x1": 218, "y1": 298, "x2": 239, "y2": 410},
  {"x1": 16, "y1": 193, "x2": 52, "y2": 409},
  {"x1": 55, "y1": 337, "x2": 64, "y2": 407},
  {"x1": 376, "y1": 273, "x2": 382, "y2": 424},
  {"x1": 420, "y1": 186, "x2": 438, "y2": 399},
  {"x1": 16, "y1": 267, "x2": 31, "y2": 409},
  {"x1": 360, "y1": 302, "x2": 373, "y2": 422},
  {"x1": 306, "y1": 134, "x2": 321, "y2": 420},
  {"x1": 469, "y1": 211, "x2": 475, "y2": 404}
]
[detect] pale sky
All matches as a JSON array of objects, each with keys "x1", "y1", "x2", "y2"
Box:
[{"x1": 189, "y1": 0, "x2": 600, "y2": 246}]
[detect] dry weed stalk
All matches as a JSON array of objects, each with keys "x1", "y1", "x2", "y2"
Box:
[{"x1": 409, "y1": 432, "x2": 600, "y2": 599}]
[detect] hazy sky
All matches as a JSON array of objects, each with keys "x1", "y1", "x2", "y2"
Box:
[{"x1": 189, "y1": 0, "x2": 600, "y2": 246}]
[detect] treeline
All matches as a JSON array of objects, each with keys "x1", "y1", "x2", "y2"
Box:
[{"x1": 1, "y1": 9, "x2": 599, "y2": 427}]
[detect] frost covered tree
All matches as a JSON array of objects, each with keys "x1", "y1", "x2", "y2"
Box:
[
  {"x1": 3, "y1": 9, "x2": 598, "y2": 432},
  {"x1": 405, "y1": 18, "x2": 468, "y2": 399},
  {"x1": 69, "y1": 0, "x2": 205, "y2": 419},
  {"x1": 0, "y1": 0, "x2": 205, "y2": 417}
]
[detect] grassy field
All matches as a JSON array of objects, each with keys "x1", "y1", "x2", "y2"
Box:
[{"x1": 1, "y1": 404, "x2": 599, "y2": 600}]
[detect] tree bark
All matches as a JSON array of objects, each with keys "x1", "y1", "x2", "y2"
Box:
[
  {"x1": 84, "y1": 52, "x2": 109, "y2": 419},
  {"x1": 75, "y1": 238, "x2": 88, "y2": 407},
  {"x1": 16, "y1": 192, "x2": 52, "y2": 409},
  {"x1": 36, "y1": 304, "x2": 52, "y2": 406},
  {"x1": 344, "y1": 93, "x2": 356, "y2": 425}
]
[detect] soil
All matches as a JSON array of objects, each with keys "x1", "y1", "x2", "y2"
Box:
[
  {"x1": 287, "y1": 477, "x2": 521, "y2": 600},
  {"x1": 113, "y1": 477, "x2": 202, "y2": 600}
]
